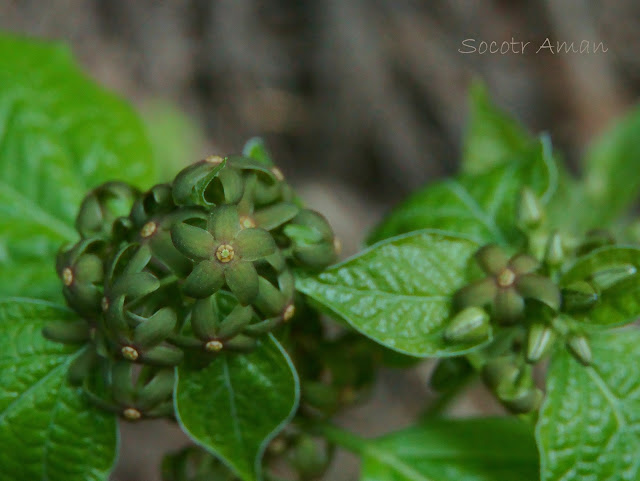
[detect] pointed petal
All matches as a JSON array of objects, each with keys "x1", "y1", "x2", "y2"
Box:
[
  {"x1": 216, "y1": 167, "x2": 244, "y2": 204},
  {"x1": 223, "y1": 334, "x2": 258, "y2": 352},
  {"x1": 133, "y1": 307, "x2": 177, "y2": 347},
  {"x1": 493, "y1": 287, "x2": 525, "y2": 323},
  {"x1": 112, "y1": 272, "x2": 159, "y2": 299},
  {"x1": 150, "y1": 230, "x2": 192, "y2": 277},
  {"x1": 171, "y1": 223, "x2": 215, "y2": 260},
  {"x1": 243, "y1": 316, "x2": 282, "y2": 337},
  {"x1": 453, "y1": 279, "x2": 497, "y2": 309},
  {"x1": 508, "y1": 254, "x2": 539, "y2": 275},
  {"x1": 516, "y1": 274, "x2": 561, "y2": 310},
  {"x1": 137, "y1": 369, "x2": 176, "y2": 410},
  {"x1": 475, "y1": 244, "x2": 509, "y2": 275},
  {"x1": 234, "y1": 228, "x2": 276, "y2": 261},
  {"x1": 209, "y1": 205, "x2": 241, "y2": 242},
  {"x1": 225, "y1": 262, "x2": 259, "y2": 305},
  {"x1": 254, "y1": 202, "x2": 299, "y2": 230},
  {"x1": 254, "y1": 276, "x2": 286, "y2": 316},
  {"x1": 111, "y1": 362, "x2": 135, "y2": 405},
  {"x1": 191, "y1": 297, "x2": 220, "y2": 339},
  {"x1": 217, "y1": 305, "x2": 254, "y2": 339},
  {"x1": 183, "y1": 260, "x2": 225, "y2": 299},
  {"x1": 142, "y1": 345, "x2": 184, "y2": 366}
]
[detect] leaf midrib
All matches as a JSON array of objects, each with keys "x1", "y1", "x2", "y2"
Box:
[
  {"x1": 301, "y1": 279, "x2": 451, "y2": 302},
  {"x1": 0, "y1": 357, "x2": 67, "y2": 424}
]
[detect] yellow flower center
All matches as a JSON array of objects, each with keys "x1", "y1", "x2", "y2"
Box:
[
  {"x1": 121, "y1": 346, "x2": 139, "y2": 361},
  {"x1": 123, "y1": 408, "x2": 142, "y2": 421},
  {"x1": 283, "y1": 304, "x2": 296, "y2": 322},
  {"x1": 497, "y1": 268, "x2": 516, "y2": 288},
  {"x1": 240, "y1": 215, "x2": 256, "y2": 229},
  {"x1": 216, "y1": 244, "x2": 235, "y2": 263},
  {"x1": 140, "y1": 221, "x2": 157, "y2": 238},
  {"x1": 205, "y1": 340, "x2": 224, "y2": 352},
  {"x1": 62, "y1": 267, "x2": 74, "y2": 286}
]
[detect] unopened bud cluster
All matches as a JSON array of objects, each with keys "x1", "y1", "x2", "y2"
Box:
[
  {"x1": 435, "y1": 189, "x2": 622, "y2": 414},
  {"x1": 46, "y1": 154, "x2": 338, "y2": 420}
]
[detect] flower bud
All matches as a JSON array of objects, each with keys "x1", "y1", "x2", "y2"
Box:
[
  {"x1": 526, "y1": 323, "x2": 556, "y2": 363},
  {"x1": 443, "y1": 307, "x2": 490, "y2": 344},
  {"x1": 517, "y1": 187, "x2": 543, "y2": 229},
  {"x1": 501, "y1": 386, "x2": 543, "y2": 414},
  {"x1": 562, "y1": 281, "x2": 598, "y2": 312},
  {"x1": 566, "y1": 333, "x2": 592, "y2": 366},
  {"x1": 544, "y1": 232, "x2": 564, "y2": 267},
  {"x1": 591, "y1": 264, "x2": 637, "y2": 291}
]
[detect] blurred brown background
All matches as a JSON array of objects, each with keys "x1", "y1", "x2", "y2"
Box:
[{"x1": 1, "y1": 1, "x2": 638, "y2": 479}]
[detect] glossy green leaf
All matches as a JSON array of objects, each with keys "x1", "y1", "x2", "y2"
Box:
[
  {"x1": 583, "y1": 103, "x2": 640, "y2": 226},
  {"x1": 462, "y1": 82, "x2": 533, "y2": 175},
  {"x1": 296, "y1": 230, "x2": 487, "y2": 356},
  {"x1": 0, "y1": 34, "x2": 155, "y2": 299},
  {"x1": 367, "y1": 139, "x2": 557, "y2": 246},
  {"x1": 561, "y1": 246, "x2": 640, "y2": 326},
  {"x1": 175, "y1": 335, "x2": 299, "y2": 481},
  {"x1": 537, "y1": 329, "x2": 640, "y2": 481},
  {"x1": 0, "y1": 298, "x2": 118, "y2": 481},
  {"x1": 361, "y1": 417, "x2": 539, "y2": 481}
]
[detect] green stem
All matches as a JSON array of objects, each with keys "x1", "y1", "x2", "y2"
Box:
[{"x1": 311, "y1": 422, "x2": 367, "y2": 456}]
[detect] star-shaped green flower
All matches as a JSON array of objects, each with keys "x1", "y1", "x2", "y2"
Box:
[
  {"x1": 171, "y1": 205, "x2": 277, "y2": 304},
  {"x1": 454, "y1": 244, "x2": 560, "y2": 323}
]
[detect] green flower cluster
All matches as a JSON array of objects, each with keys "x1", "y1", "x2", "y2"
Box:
[
  {"x1": 437, "y1": 189, "x2": 620, "y2": 415},
  {"x1": 45, "y1": 153, "x2": 338, "y2": 421}
]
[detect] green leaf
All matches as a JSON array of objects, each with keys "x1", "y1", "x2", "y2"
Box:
[
  {"x1": 0, "y1": 298, "x2": 117, "y2": 481},
  {"x1": 367, "y1": 139, "x2": 557, "y2": 246},
  {"x1": 583, "y1": 103, "x2": 640, "y2": 226},
  {"x1": 360, "y1": 417, "x2": 539, "y2": 481},
  {"x1": 175, "y1": 335, "x2": 299, "y2": 481},
  {"x1": 0, "y1": 34, "x2": 155, "y2": 299},
  {"x1": 537, "y1": 329, "x2": 640, "y2": 481},
  {"x1": 296, "y1": 230, "x2": 487, "y2": 357},
  {"x1": 462, "y1": 82, "x2": 533, "y2": 175},
  {"x1": 561, "y1": 246, "x2": 640, "y2": 326}
]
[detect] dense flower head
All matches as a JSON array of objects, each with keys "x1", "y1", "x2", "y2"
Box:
[{"x1": 49, "y1": 151, "x2": 338, "y2": 419}]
